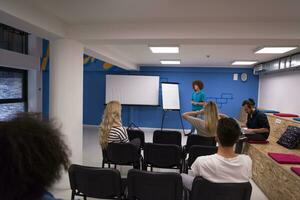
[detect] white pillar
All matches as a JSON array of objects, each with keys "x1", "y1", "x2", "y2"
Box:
[
  {"x1": 49, "y1": 39, "x2": 83, "y2": 188},
  {"x1": 28, "y1": 34, "x2": 43, "y2": 113}
]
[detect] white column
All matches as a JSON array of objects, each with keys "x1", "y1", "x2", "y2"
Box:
[
  {"x1": 28, "y1": 34, "x2": 43, "y2": 113},
  {"x1": 49, "y1": 39, "x2": 83, "y2": 188}
]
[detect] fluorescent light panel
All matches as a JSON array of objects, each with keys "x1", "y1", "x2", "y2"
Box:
[
  {"x1": 255, "y1": 47, "x2": 297, "y2": 54},
  {"x1": 160, "y1": 60, "x2": 181, "y2": 65},
  {"x1": 149, "y1": 46, "x2": 179, "y2": 53},
  {"x1": 232, "y1": 61, "x2": 258, "y2": 65}
]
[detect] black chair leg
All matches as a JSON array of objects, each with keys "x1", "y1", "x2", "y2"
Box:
[
  {"x1": 142, "y1": 162, "x2": 147, "y2": 171},
  {"x1": 83, "y1": 195, "x2": 87, "y2": 200},
  {"x1": 184, "y1": 189, "x2": 189, "y2": 200},
  {"x1": 102, "y1": 161, "x2": 105, "y2": 168},
  {"x1": 182, "y1": 161, "x2": 186, "y2": 173},
  {"x1": 185, "y1": 167, "x2": 189, "y2": 174},
  {"x1": 71, "y1": 191, "x2": 75, "y2": 200},
  {"x1": 133, "y1": 161, "x2": 140, "y2": 169}
]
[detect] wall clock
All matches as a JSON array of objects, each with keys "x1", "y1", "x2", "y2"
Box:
[{"x1": 241, "y1": 73, "x2": 248, "y2": 82}]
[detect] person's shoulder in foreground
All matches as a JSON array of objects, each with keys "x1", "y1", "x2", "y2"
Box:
[
  {"x1": 191, "y1": 153, "x2": 252, "y2": 183},
  {"x1": 0, "y1": 113, "x2": 70, "y2": 200},
  {"x1": 191, "y1": 117, "x2": 252, "y2": 183}
]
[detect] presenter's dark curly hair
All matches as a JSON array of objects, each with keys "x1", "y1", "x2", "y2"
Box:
[
  {"x1": 0, "y1": 113, "x2": 70, "y2": 200},
  {"x1": 192, "y1": 80, "x2": 204, "y2": 90}
]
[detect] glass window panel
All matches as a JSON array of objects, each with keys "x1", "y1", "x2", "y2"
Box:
[
  {"x1": 0, "y1": 102, "x2": 25, "y2": 121},
  {"x1": 0, "y1": 70, "x2": 23, "y2": 99}
]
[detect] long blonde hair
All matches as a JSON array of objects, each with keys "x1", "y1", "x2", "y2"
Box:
[
  {"x1": 99, "y1": 101, "x2": 122, "y2": 149},
  {"x1": 204, "y1": 101, "x2": 219, "y2": 136}
]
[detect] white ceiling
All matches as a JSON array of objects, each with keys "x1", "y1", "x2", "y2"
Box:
[
  {"x1": 98, "y1": 44, "x2": 299, "y2": 67},
  {"x1": 2, "y1": 0, "x2": 300, "y2": 69},
  {"x1": 29, "y1": 0, "x2": 300, "y2": 24}
]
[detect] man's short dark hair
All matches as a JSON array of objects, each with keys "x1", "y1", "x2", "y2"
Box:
[
  {"x1": 217, "y1": 118, "x2": 241, "y2": 147},
  {"x1": 0, "y1": 113, "x2": 70, "y2": 200},
  {"x1": 242, "y1": 98, "x2": 255, "y2": 107}
]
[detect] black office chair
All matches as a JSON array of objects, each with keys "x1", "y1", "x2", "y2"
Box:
[
  {"x1": 107, "y1": 142, "x2": 142, "y2": 169},
  {"x1": 183, "y1": 134, "x2": 216, "y2": 159},
  {"x1": 153, "y1": 130, "x2": 182, "y2": 146},
  {"x1": 102, "y1": 148, "x2": 112, "y2": 168},
  {"x1": 184, "y1": 145, "x2": 218, "y2": 173},
  {"x1": 127, "y1": 128, "x2": 145, "y2": 149},
  {"x1": 143, "y1": 143, "x2": 183, "y2": 172},
  {"x1": 187, "y1": 177, "x2": 252, "y2": 200},
  {"x1": 127, "y1": 169, "x2": 183, "y2": 200},
  {"x1": 68, "y1": 164, "x2": 126, "y2": 200}
]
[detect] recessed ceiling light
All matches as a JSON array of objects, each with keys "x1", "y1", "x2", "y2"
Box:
[
  {"x1": 160, "y1": 60, "x2": 181, "y2": 65},
  {"x1": 149, "y1": 46, "x2": 179, "y2": 54},
  {"x1": 255, "y1": 47, "x2": 297, "y2": 54},
  {"x1": 232, "y1": 61, "x2": 258, "y2": 65}
]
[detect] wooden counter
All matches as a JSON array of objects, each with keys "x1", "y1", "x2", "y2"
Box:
[{"x1": 244, "y1": 114, "x2": 300, "y2": 200}]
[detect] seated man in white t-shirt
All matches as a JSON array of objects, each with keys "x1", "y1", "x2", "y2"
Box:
[{"x1": 181, "y1": 117, "x2": 252, "y2": 190}]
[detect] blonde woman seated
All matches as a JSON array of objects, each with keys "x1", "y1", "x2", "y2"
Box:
[
  {"x1": 182, "y1": 101, "x2": 227, "y2": 137},
  {"x1": 99, "y1": 101, "x2": 140, "y2": 149}
]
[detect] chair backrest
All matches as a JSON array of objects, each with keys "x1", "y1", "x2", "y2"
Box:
[
  {"x1": 144, "y1": 143, "x2": 182, "y2": 169},
  {"x1": 190, "y1": 177, "x2": 252, "y2": 200},
  {"x1": 127, "y1": 129, "x2": 145, "y2": 149},
  {"x1": 68, "y1": 164, "x2": 122, "y2": 199},
  {"x1": 185, "y1": 134, "x2": 216, "y2": 152},
  {"x1": 188, "y1": 145, "x2": 218, "y2": 167},
  {"x1": 107, "y1": 142, "x2": 140, "y2": 165},
  {"x1": 153, "y1": 130, "x2": 182, "y2": 146},
  {"x1": 127, "y1": 169, "x2": 183, "y2": 200}
]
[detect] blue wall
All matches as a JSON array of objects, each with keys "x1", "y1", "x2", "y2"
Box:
[
  {"x1": 83, "y1": 60, "x2": 127, "y2": 125},
  {"x1": 83, "y1": 63, "x2": 259, "y2": 129},
  {"x1": 42, "y1": 41, "x2": 259, "y2": 128}
]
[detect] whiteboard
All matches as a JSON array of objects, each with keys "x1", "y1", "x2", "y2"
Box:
[
  {"x1": 161, "y1": 83, "x2": 180, "y2": 110},
  {"x1": 105, "y1": 75, "x2": 160, "y2": 105}
]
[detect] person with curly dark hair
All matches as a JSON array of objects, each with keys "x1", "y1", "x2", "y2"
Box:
[
  {"x1": 185, "y1": 80, "x2": 206, "y2": 136},
  {"x1": 0, "y1": 113, "x2": 70, "y2": 200}
]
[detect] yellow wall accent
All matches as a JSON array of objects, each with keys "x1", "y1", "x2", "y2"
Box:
[
  {"x1": 41, "y1": 48, "x2": 111, "y2": 71},
  {"x1": 103, "y1": 62, "x2": 113, "y2": 70},
  {"x1": 41, "y1": 45, "x2": 49, "y2": 71}
]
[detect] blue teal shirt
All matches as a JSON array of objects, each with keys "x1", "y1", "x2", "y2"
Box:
[{"x1": 192, "y1": 90, "x2": 206, "y2": 111}]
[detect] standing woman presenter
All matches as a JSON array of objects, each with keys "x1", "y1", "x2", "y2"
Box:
[{"x1": 186, "y1": 80, "x2": 206, "y2": 136}]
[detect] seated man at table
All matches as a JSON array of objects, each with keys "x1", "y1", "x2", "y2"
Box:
[
  {"x1": 242, "y1": 98, "x2": 270, "y2": 141},
  {"x1": 181, "y1": 118, "x2": 252, "y2": 190}
]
